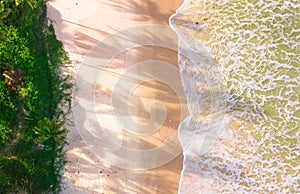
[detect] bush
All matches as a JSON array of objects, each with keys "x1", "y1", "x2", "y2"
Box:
[{"x1": 0, "y1": 0, "x2": 71, "y2": 193}]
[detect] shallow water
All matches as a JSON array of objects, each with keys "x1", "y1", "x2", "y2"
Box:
[{"x1": 170, "y1": 0, "x2": 299, "y2": 193}]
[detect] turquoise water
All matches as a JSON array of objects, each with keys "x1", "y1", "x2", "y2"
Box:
[{"x1": 171, "y1": 0, "x2": 299, "y2": 193}]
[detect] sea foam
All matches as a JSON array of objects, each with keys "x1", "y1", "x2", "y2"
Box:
[{"x1": 170, "y1": 0, "x2": 299, "y2": 193}]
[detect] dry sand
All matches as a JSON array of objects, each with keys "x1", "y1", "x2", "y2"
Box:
[{"x1": 47, "y1": 0, "x2": 184, "y2": 193}]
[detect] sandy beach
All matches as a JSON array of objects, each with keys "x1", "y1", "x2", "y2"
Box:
[{"x1": 47, "y1": 0, "x2": 184, "y2": 193}]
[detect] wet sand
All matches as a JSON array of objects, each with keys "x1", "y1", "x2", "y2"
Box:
[{"x1": 47, "y1": 0, "x2": 184, "y2": 193}]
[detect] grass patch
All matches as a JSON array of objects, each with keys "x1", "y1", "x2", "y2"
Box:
[{"x1": 0, "y1": 0, "x2": 71, "y2": 193}]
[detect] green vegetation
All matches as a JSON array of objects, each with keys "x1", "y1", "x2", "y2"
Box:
[{"x1": 0, "y1": 0, "x2": 71, "y2": 193}]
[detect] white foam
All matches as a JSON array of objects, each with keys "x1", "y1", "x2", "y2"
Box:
[{"x1": 170, "y1": 0, "x2": 300, "y2": 193}]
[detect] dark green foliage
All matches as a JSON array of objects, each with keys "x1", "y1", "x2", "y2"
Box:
[
  {"x1": 0, "y1": 0, "x2": 71, "y2": 193},
  {"x1": 33, "y1": 118, "x2": 67, "y2": 190},
  {"x1": 0, "y1": 120, "x2": 12, "y2": 146}
]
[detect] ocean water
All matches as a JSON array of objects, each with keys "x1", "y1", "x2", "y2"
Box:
[{"x1": 170, "y1": 0, "x2": 299, "y2": 193}]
